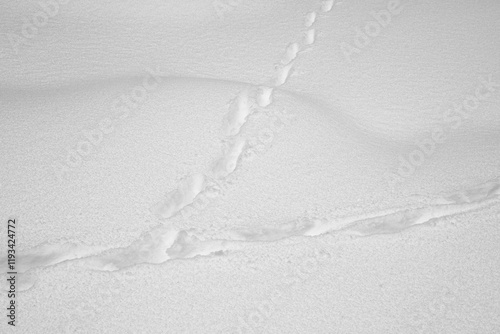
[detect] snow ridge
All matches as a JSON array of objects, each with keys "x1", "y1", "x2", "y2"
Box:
[{"x1": 3, "y1": 178, "x2": 498, "y2": 277}]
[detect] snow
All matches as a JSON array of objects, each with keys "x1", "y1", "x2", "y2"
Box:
[{"x1": 0, "y1": 0, "x2": 499, "y2": 333}]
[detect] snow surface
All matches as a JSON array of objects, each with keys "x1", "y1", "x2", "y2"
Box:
[{"x1": 0, "y1": 0, "x2": 499, "y2": 333}]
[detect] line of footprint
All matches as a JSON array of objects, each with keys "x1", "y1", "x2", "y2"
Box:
[
  {"x1": 0, "y1": 1, "x2": 346, "y2": 289},
  {"x1": 3, "y1": 177, "x2": 499, "y2": 292},
  {"x1": 151, "y1": 0, "x2": 337, "y2": 222},
  {"x1": 9, "y1": 0, "x2": 500, "y2": 283}
]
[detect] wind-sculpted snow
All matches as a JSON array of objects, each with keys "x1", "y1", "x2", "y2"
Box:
[{"x1": 4, "y1": 178, "x2": 498, "y2": 281}]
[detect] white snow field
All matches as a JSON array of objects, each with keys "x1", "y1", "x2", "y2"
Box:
[{"x1": 1, "y1": 0, "x2": 499, "y2": 333}]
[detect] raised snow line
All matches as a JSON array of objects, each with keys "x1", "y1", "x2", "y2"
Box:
[{"x1": 4, "y1": 178, "x2": 499, "y2": 275}]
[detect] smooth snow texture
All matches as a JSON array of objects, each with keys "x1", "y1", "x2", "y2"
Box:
[
  {"x1": 0, "y1": 0, "x2": 499, "y2": 333},
  {"x1": 3, "y1": 177, "x2": 498, "y2": 275}
]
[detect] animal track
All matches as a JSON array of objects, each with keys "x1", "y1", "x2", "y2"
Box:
[
  {"x1": 212, "y1": 137, "x2": 247, "y2": 178},
  {"x1": 149, "y1": 0, "x2": 340, "y2": 223},
  {"x1": 321, "y1": 0, "x2": 335, "y2": 13},
  {"x1": 281, "y1": 43, "x2": 300, "y2": 65},
  {"x1": 256, "y1": 86, "x2": 274, "y2": 107},
  {"x1": 305, "y1": 12, "x2": 317, "y2": 27},
  {"x1": 7, "y1": 179, "x2": 499, "y2": 274},
  {"x1": 4, "y1": 0, "x2": 387, "y2": 281},
  {"x1": 224, "y1": 89, "x2": 253, "y2": 136},
  {"x1": 273, "y1": 62, "x2": 294, "y2": 87},
  {"x1": 152, "y1": 173, "x2": 206, "y2": 219},
  {"x1": 306, "y1": 178, "x2": 500, "y2": 237},
  {"x1": 304, "y1": 29, "x2": 316, "y2": 45}
]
